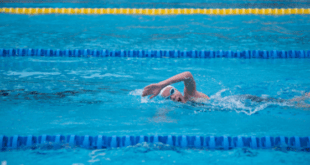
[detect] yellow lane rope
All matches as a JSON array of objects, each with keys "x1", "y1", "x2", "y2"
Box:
[{"x1": 1, "y1": 8, "x2": 310, "y2": 15}]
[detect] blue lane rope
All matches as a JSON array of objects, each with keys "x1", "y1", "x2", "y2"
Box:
[
  {"x1": 0, "y1": 48, "x2": 309, "y2": 58},
  {"x1": 0, "y1": 135, "x2": 309, "y2": 151}
]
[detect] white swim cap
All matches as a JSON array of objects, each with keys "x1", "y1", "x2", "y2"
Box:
[{"x1": 159, "y1": 85, "x2": 173, "y2": 97}]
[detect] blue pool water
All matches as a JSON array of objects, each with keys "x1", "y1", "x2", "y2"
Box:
[
  {"x1": 1, "y1": 57, "x2": 310, "y2": 164},
  {"x1": 1, "y1": 0, "x2": 310, "y2": 164},
  {"x1": 1, "y1": 14, "x2": 310, "y2": 51},
  {"x1": 1, "y1": 0, "x2": 310, "y2": 8}
]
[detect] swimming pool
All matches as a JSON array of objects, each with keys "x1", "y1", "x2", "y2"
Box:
[{"x1": 1, "y1": 0, "x2": 310, "y2": 164}]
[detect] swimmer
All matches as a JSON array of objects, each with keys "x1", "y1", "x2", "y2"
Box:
[
  {"x1": 142, "y1": 71, "x2": 310, "y2": 107},
  {"x1": 142, "y1": 71, "x2": 209, "y2": 103}
]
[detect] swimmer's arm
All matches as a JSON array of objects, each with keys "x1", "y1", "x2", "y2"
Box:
[
  {"x1": 142, "y1": 72, "x2": 196, "y2": 99},
  {"x1": 158, "y1": 71, "x2": 196, "y2": 95}
]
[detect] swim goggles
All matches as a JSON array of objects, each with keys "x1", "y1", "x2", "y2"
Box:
[
  {"x1": 159, "y1": 85, "x2": 175, "y2": 99},
  {"x1": 164, "y1": 87, "x2": 175, "y2": 100}
]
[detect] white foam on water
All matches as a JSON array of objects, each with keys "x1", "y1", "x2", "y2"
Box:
[
  {"x1": 67, "y1": 70, "x2": 102, "y2": 75},
  {"x1": 83, "y1": 73, "x2": 133, "y2": 79},
  {"x1": 129, "y1": 89, "x2": 167, "y2": 104},
  {"x1": 207, "y1": 89, "x2": 292, "y2": 115},
  {"x1": 129, "y1": 89, "x2": 143, "y2": 96},
  {"x1": 7, "y1": 71, "x2": 61, "y2": 78},
  {"x1": 130, "y1": 89, "x2": 150, "y2": 103}
]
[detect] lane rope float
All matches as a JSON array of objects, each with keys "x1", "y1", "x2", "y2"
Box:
[
  {"x1": 0, "y1": 48, "x2": 309, "y2": 58},
  {"x1": 0, "y1": 135, "x2": 309, "y2": 151},
  {"x1": 1, "y1": 8, "x2": 310, "y2": 15}
]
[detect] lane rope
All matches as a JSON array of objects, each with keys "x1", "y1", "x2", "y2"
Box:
[
  {"x1": 0, "y1": 48, "x2": 309, "y2": 58},
  {"x1": 1, "y1": 8, "x2": 310, "y2": 15},
  {"x1": 0, "y1": 135, "x2": 309, "y2": 150}
]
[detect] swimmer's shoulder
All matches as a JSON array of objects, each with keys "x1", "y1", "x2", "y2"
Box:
[
  {"x1": 187, "y1": 91, "x2": 210, "y2": 103},
  {"x1": 197, "y1": 91, "x2": 210, "y2": 100}
]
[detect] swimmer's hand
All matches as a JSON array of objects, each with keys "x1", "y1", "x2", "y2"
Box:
[{"x1": 142, "y1": 83, "x2": 162, "y2": 99}]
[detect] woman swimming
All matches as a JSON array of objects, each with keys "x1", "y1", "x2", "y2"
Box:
[
  {"x1": 142, "y1": 71, "x2": 209, "y2": 103},
  {"x1": 142, "y1": 71, "x2": 310, "y2": 107}
]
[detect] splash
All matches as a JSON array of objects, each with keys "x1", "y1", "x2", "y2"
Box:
[
  {"x1": 129, "y1": 89, "x2": 143, "y2": 96},
  {"x1": 130, "y1": 89, "x2": 150, "y2": 103},
  {"x1": 129, "y1": 89, "x2": 167, "y2": 104},
  {"x1": 206, "y1": 89, "x2": 292, "y2": 115}
]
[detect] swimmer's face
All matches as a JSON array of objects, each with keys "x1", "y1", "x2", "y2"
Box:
[
  {"x1": 161, "y1": 87, "x2": 185, "y2": 103},
  {"x1": 170, "y1": 89, "x2": 185, "y2": 102}
]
